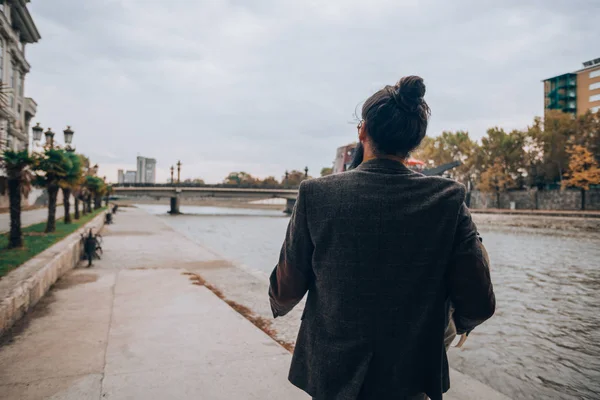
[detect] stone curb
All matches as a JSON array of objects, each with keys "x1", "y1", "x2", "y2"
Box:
[
  {"x1": 470, "y1": 209, "x2": 600, "y2": 218},
  {"x1": 0, "y1": 211, "x2": 107, "y2": 338}
]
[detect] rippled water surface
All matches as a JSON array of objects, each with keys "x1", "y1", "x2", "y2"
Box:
[{"x1": 139, "y1": 204, "x2": 600, "y2": 400}]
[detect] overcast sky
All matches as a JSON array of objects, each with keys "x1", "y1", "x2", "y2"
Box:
[{"x1": 26, "y1": 0, "x2": 599, "y2": 183}]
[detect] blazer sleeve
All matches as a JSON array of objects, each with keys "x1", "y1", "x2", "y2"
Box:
[
  {"x1": 269, "y1": 181, "x2": 314, "y2": 318},
  {"x1": 447, "y1": 202, "x2": 496, "y2": 334}
]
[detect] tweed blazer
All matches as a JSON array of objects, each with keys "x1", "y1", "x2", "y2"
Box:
[{"x1": 269, "y1": 158, "x2": 495, "y2": 400}]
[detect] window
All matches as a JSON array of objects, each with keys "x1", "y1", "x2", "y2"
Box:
[
  {"x1": 590, "y1": 82, "x2": 600, "y2": 91},
  {"x1": 568, "y1": 101, "x2": 576, "y2": 109},
  {"x1": 16, "y1": 70, "x2": 21, "y2": 96},
  {"x1": 591, "y1": 106, "x2": 600, "y2": 113},
  {"x1": 10, "y1": 61, "x2": 15, "y2": 88},
  {"x1": 591, "y1": 69, "x2": 600, "y2": 79},
  {"x1": 0, "y1": 39, "x2": 3, "y2": 83},
  {"x1": 590, "y1": 94, "x2": 600, "y2": 103}
]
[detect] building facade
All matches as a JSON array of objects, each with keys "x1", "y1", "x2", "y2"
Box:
[
  {"x1": 123, "y1": 170, "x2": 136, "y2": 184},
  {"x1": 543, "y1": 57, "x2": 600, "y2": 115},
  {"x1": 117, "y1": 169, "x2": 124, "y2": 184},
  {"x1": 135, "y1": 156, "x2": 156, "y2": 184},
  {"x1": 0, "y1": 0, "x2": 41, "y2": 152}
]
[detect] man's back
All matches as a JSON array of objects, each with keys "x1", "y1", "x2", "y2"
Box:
[{"x1": 269, "y1": 159, "x2": 495, "y2": 400}]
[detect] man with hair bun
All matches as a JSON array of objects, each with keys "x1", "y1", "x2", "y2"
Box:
[{"x1": 269, "y1": 76, "x2": 496, "y2": 400}]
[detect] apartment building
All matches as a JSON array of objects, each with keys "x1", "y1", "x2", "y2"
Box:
[
  {"x1": 543, "y1": 57, "x2": 600, "y2": 115},
  {"x1": 0, "y1": 0, "x2": 41, "y2": 151},
  {"x1": 136, "y1": 156, "x2": 156, "y2": 184}
]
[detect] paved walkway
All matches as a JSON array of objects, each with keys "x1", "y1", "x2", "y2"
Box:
[
  {"x1": 0, "y1": 208, "x2": 307, "y2": 399},
  {"x1": 0, "y1": 207, "x2": 65, "y2": 234}
]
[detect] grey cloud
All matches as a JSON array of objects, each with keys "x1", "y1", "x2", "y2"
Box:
[{"x1": 26, "y1": 0, "x2": 599, "y2": 182}]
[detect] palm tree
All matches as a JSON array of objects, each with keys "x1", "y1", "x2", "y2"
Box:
[
  {"x1": 59, "y1": 151, "x2": 83, "y2": 224},
  {"x1": 0, "y1": 150, "x2": 34, "y2": 248},
  {"x1": 84, "y1": 175, "x2": 105, "y2": 210},
  {"x1": 34, "y1": 148, "x2": 69, "y2": 233}
]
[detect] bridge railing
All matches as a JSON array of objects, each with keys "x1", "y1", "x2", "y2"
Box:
[{"x1": 114, "y1": 183, "x2": 300, "y2": 190}]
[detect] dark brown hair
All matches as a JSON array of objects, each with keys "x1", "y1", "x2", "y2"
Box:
[{"x1": 361, "y1": 75, "x2": 431, "y2": 158}]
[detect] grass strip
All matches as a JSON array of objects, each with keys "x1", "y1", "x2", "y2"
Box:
[{"x1": 0, "y1": 208, "x2": 106, "y2": 278}]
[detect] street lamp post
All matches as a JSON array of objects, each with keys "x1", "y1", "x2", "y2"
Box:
[
  {"x1": 304, "y1": 166, "x2": 309, "y2": 179},
  {"x1": 177, "y1": 160, "x2": 182, "y2": 184},
  {"x1": 170, "y1": 165, "x2": 174, "y2": 185},
  {"x1": 63, "y1": 126, "x2": 75, "y2": 152},
  {"x1": 31, "y1": 122, "x2": 43, "y2": 145},
  {"x1": 31, "y1": 123, "x2": 77, "y2": 228},
  {"x1": 44, "y1": 128, "x2": 55, "y2": 149}
]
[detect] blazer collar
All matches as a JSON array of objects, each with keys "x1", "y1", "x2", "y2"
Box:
[{"x1": 356, "y1": 158, "x2": 413, "y2": 175}]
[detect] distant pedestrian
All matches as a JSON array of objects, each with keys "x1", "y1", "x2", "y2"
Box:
[{"x1": 269, "y1": 75, "x2": 495, "y2": 400}]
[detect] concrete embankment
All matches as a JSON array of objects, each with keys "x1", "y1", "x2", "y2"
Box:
[
  {"x1": 472, "y1": 212, "x2": 600, "y2": 237},
  {"x1": 0, "y1": 212, "x2": 106, "y2": 338}
]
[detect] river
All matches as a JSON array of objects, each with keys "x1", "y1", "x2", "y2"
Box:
[{"x1": 138, "y1": 204, "x2": 600, "y2": 400}]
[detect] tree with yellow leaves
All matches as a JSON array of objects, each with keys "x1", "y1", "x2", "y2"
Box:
[{"x1": 562, "y1": 145, "x2": 600, "y2": 190}]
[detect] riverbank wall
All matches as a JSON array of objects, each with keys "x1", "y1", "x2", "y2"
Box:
[
  {"x1": 469, "y1": 188, "x2": 600, "y2": 211},
  {"x1": 0, "y1": 211, "x2": 106, "y2": 337}
]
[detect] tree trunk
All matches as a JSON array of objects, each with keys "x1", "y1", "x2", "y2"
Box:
[
  {"x1": 81, "y1": 195, "x2": 88, "y2": 216},
  {"x1": 86, "y1": 195, "x2": 92, "y2": 213},
  {"x1": 63, "y1": 187, "x2": 72, "y2": 224},
  {"x1": 94, "y1": 194, "x2": 101, "y2": 210},
  {"x1": 7, "y1": 178, "x2": 23, "y2": 248},
  {"x1": 46, "y1": 184, "x2": 59, "y2": 233},
  {"x1": 74, "y1": 195, "x2": 80, "y2": 220}
]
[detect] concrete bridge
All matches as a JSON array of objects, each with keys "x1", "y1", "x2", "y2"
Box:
[
  {"x1": 113, "y1": 186, "x2": 299, "y2": 214},
  {"x1": 113, "y1": 162, "x2": 462, "y2": 214}
]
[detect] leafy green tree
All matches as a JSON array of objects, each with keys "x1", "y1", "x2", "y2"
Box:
[
  {"x1": 526, "y1": 111, "x2": 576, "y2": 186},
  {"x1": 260, "y1": 176, "x2": 280, "y2": 187},
  {"x1": 320, "y1": 167, "x2": 333, "y2": 177},
  {"x1": 414, "y1": 131, "x2": 478, "y2": 186},
  {"x1": 33, "y1": 148, "x2": 69, "y2": 233},
  {"x1": 476, "y1": 127, "x2": 526, "y2": 190},
  {"x1": 0, "y1": 150, "x2": 34, "y2": 248},
  {"x1": 284, "y1": 170, "x2": 310, "y2": 187},
  {"x1": 223, "y1": 172, "x2": 257, "y2": 186}
]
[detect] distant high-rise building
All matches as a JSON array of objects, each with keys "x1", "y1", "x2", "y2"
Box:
[
  {"x1": 124, "y1": 171, "x2": 137, "y2": 184},
  {"x1": 136, "y1": 156, "x2": 156, "y2": 184},
  {"x1": 543, "y1": 57, "x2": 600, "y2": 115},
  {"x1": 117, "y1": 169, "x2": 124, "y2": 184}
]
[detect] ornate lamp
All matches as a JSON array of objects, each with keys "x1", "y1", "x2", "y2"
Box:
[
  {"x1": 63, "y1": 126, "x2": 74, "y2": 145},
  {"x1": 32, "y1": 123, "x2": 43, "y2": 142},
  {"x1": 44, "y1": 128, "x2": 55, "y2": 148}
]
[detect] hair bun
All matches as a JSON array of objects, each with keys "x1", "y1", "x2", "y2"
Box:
[{"x1": 391, "y1": 75, "x2": 426, "y2": 112}]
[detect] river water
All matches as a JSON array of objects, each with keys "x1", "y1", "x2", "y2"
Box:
[{"x1": 139, "y1": 204, "x2": 600, "y2": 400}]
